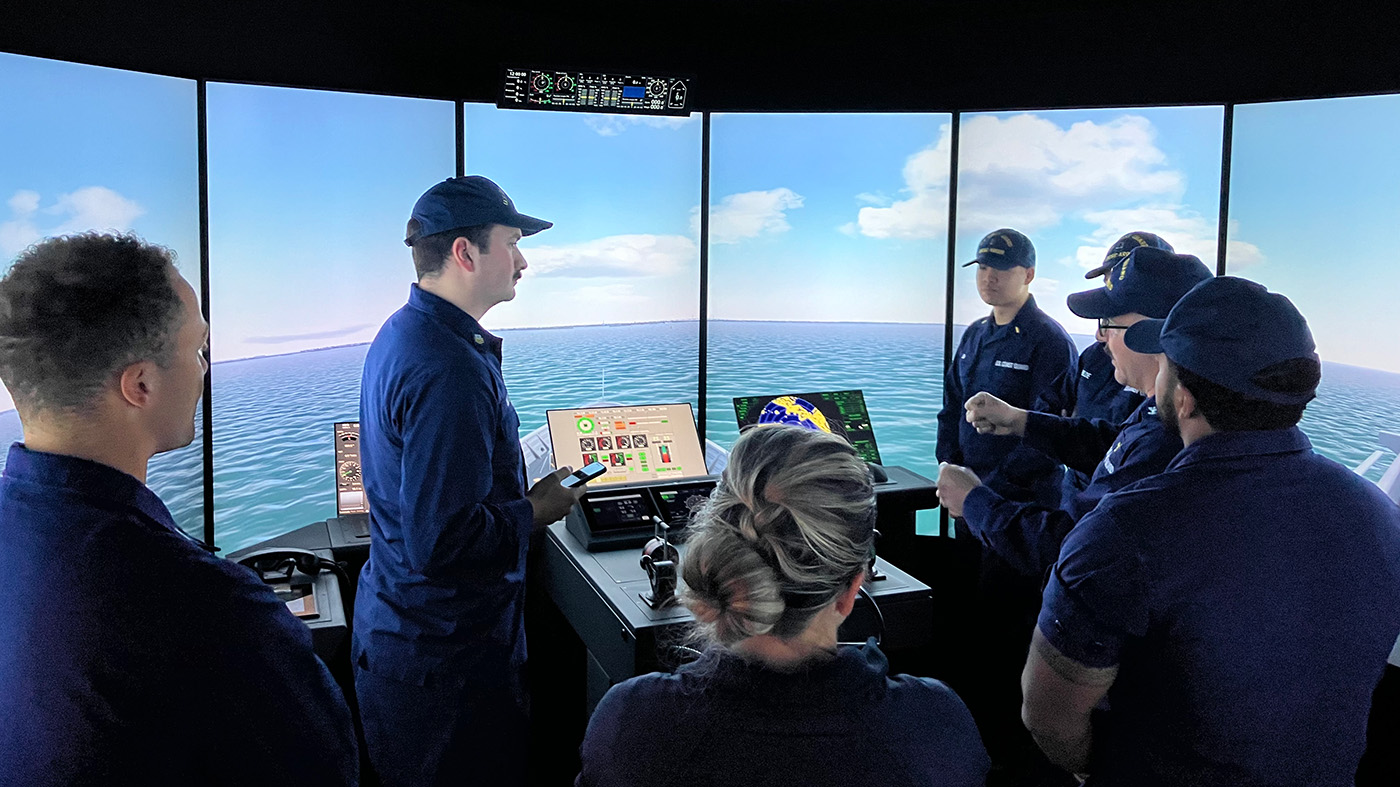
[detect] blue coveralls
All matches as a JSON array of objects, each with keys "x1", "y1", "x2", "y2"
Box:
[
  {"x1": 1040, "y1": 428, "x2": 1400, "y2": 784},
  {"x1": 961, "y1": 396, "x2": 1181, "y2": 578},
  {"x1": 0, "y1": 446, "x2": 358, "y2": 786},
  {"x1": 354, "y1": 285, "x2": 535, "y2": 786},
  {"x1": 937, "y1": 294, "x2": 1077, "y2": 503}
]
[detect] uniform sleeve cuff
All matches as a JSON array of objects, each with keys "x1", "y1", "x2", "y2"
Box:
[
  {"x1": 1038, "y1": 569, "x2": 1125, "y2": 669},
  {"x1": 1022, "y1": 410, "x2": 1060, "y2": 453},
  {"x1": 960, "y1": 485, "x2": 1003, "y2": 536}
]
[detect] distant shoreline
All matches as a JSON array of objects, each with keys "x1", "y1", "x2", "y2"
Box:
[
  {"x1": 3, "y1": 323, "x2": 1397, "y2": 417},
  {"x1": 211, "y1": 319, "x2": 958, "y2": 365}
]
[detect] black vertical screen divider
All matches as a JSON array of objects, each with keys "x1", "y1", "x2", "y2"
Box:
[
  {"x1": 456, "y1": 101, "x2": 466, "y2": 177},
  {"x1": 1216, "y1": 103, "x2": 1234, "y2": 276},
  {"x1": 198, "y1": 80, "x2": 215, "y2": 548},
  {"x1": 939, "y1": 112, "x2": 962, "y2": 539},
  {"x1": 697, "y1": 113, "x2": 711, "y2": 445}
]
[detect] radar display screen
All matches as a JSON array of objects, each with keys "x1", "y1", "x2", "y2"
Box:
[
  {"x1": 500, "y1": 67, "x2": 691, "y2": 116},
  {"x1": 733, "y1": 390, "x2": 884, "y2": 465}
]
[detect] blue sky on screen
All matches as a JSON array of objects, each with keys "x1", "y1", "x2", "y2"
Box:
[
  {"x1": 0, "y1": 52, "x2": 198, "y2": 414},
  {"x1": 949, "y1": 106, "x2": 1228, "y2": 337},
  {"x1": 3, "y1": 53, "x2": 1400, "y2": 420},
  {"x1": 1230, "y1": 94, "x2": 1400, "y2": 373},
  {"x1": 462, "y1": 104, "x2": 702, "y2": 331},
  {"x1": 206, "y1": 83, "x2": 456, "y2": 363}
]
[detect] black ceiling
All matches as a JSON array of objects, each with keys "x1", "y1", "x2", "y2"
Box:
[{"x1": 3, "y1": 0, "x2": 1398, "y2": 111}]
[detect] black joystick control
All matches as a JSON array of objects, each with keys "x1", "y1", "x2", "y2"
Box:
[{"x1": 640, "y1": 517, "x2": 679, "y2": 609}]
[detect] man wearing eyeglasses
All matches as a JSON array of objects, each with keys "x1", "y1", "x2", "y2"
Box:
[
  {"x1": 936, "y1": 246, "x2": 1212, "y2": 579},
  {"x1": 996, "y1": 232, "x2": 1170, "y2": 524},
  {"x1": 1021, "y1": 277, "x2": 1400, "y2": 782},
  {"x1": 1038, "y1": 233, "x2": 1171, "y2": 424}
]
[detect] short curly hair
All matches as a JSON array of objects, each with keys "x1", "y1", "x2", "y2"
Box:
[{"x1": 0, "y1": 233, "x2": 183, "y2": 414}]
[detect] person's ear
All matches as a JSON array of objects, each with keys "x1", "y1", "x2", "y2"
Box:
[
  {"x1": 834, "y1": 572, "x2": 863, "y2": 618},
  {"x1": 1176, "y1": 378, "x2": 1199, "y2": 421},
  {"x1": 452, "y1": 236, "x2": 478, "y2": 272},
  {"x1": 117, "y1": 362, "x2": 153, "y2": 408},
  {"x1": 1024, "y1": 266, "x2": 1037, "y2": 285}
]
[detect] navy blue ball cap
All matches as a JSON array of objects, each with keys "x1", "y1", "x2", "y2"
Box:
[
  {"x1": 962, "y1": 228, "x2": 1036, "y2": 270},
  {"x1": 1085, "y1": 231, "x2": 1174, "y2": 279},
  {"x1": 1124, "y1": 276, "x2": 1320, "y2": 405},
  {"x1": 1066, "y1": 247, "x2": 1212, "y2": 320},
  {"x1": 405, "y1": 175, "x2": 552, "y2": 247}
]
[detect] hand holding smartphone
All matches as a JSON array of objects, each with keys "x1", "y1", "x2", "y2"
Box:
[{"x1": 560, "y1": 460, "x2": 608, "y2": 489}]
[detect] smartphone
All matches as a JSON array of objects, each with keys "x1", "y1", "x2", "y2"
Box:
[{"x1": 560, "y1": 460, "x2": 608, "y2": 489}]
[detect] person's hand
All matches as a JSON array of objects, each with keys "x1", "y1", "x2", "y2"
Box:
[
  {"x1": 964, "y1": 391, "x2": 1028, "y2": 436},
  {"x1": 528, "y1": 466, "x2": 585, "y2": 528},
  {"x1": 936, "y1": 462, "x2": 981, "y2": 518}
]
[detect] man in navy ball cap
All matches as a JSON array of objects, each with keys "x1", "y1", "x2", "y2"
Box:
[
  {"x1": 939, "y1": 246, "x2": 1212, "y2": 578},
  {"x1": 1039, "y1": 231, "x2": 1174, "y2": 423},
  {"x1": 936, "y1": 228, "x2": 1076, "y2": 501},
  {"x1": 933, "y1": 227, "x2": 1076, "y2": 778},
  {"x1": 1029, "y1": 232, "x2": 1172, "y2": 504},
  {"x1": 354, "y1": 176, "x2": 584, "y2": 786},
  {"x1": 1022, "y1": 276, "x2": 1400, "y2": 783}
]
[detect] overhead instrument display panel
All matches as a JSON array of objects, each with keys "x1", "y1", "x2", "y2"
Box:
[{"x1": 500, "y1": 67, "x2": 691, "y2": 115}]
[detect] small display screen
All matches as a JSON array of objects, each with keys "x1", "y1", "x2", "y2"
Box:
[
  {"x1": 499, "y1": 68, "x2": 691, "y2": 116},
  {"x1": 733, "y1": 390, "x2": 884, "y2": 465},
  {"x1": 586, "y1": 493, "x2": 654, "y2": 532},
  {"x1": 653, "y1": 480, "x2": 716, "y2": 532},
  {"x1": 334, "y1": 422, "x2": 369, "y2": 515},
  {"x1": 547, "y1": 403, "x2": 708, "y2": 488}
]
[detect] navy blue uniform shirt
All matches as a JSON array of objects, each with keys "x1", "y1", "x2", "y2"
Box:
[
  {"x1": 354, "y1": 285, "x2": 533, "y2": 690},
  {"x1": 937, "y1": 294, "x2": 1077, "y2": 492},
  {"x1": 1040, "y1": 428, "x2": 1400, "y2": 785},
  {"x1": 0, "y1": 445, "x2": 358, "y2": 786},
  {"x1": 962, "y1": 397, "x2": 1180, "y2": 578},
  {"x1": 578, "y1": 641, "x2": 989, "y2": 787},
  {"x1": 1036, "y1": 343, "x2": 1146, "y2": 500},
  {"x1": 1036, "y1": 341, "x2": 1144, "y2": 423}
]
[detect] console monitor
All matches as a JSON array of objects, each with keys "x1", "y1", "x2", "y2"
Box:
[
  {"x1": 334, "y1": 422, "x2": 369, "y2": 516},
  {"x1": 732, "y1": 390, "x2": 884, "y2": 466},
  {"x1": 547, "y1": 403, "x2": 707, "y2": 488}
]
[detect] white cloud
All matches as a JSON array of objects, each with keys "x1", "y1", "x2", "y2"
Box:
[
  {"x1": 524, "y1": 233, "x2": 697, "y2": 278},
  {"x1": 1031, "y1": 276, "x2": 1061, "y2": 296},
  {"x1": 582, "y1": 114, "x2": 697, "y2": 137},
  {"x1": 7, "y1": 191, "x2": 39, "y2": 215},
  {"x1": 705, "y1": 188, "x2": 805, "y2": 244},
  {"x1": 49, "y1": 186, "x2": 145, "y2": 235},
  {"x1": 0, "y1": 220, "x2": 38, "y2": 260},
  {"x1": 957, "y1": 114, "x2": 1184, "y2": 233},
  {"x1": 2, "y1": 187, "x2": 146, "y2": 258},
  {"x1": 856, "y1": 135, "x2": 953, "y2": 239},
  {"x1": 1076, "y1": 206, "x2": 1265, "y2": 270},
  {"x1": 857, "y1": 189, "x2": 949, "y2": 239},
  {"x1": 855, "y1": 113, "x2": 1190, "y2": 241},
  {"x1": 855, "y1": 192, "x2": 890, "y2": 206}
]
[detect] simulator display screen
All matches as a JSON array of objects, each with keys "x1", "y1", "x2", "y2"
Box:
[
  {"x1": 733, "y1": 390, "x2": 884, "y2": 465},
  {"x1": 547, "y1": 403, "x2": 707, "y2": 487},
  {"x1": 334, "y1": 422, "x2": 369, "y2": 515}
]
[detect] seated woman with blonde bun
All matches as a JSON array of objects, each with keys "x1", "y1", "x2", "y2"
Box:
[{"x1": 577, "y1": 425, "x2": 989, "y2": 787}]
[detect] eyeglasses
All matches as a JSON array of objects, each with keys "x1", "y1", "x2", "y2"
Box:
[{"x1": 1097, "y1": 319, "x2": 1129, "y2": 331}]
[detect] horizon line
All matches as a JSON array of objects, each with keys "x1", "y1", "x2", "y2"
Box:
[{"x1": 211, "y1": 318, "x2": 965, "y2": 364}]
